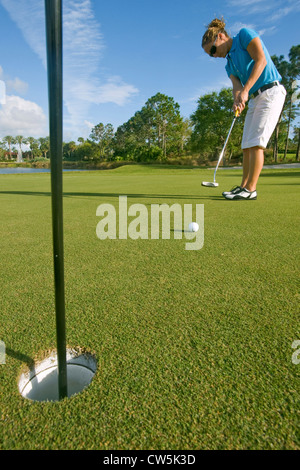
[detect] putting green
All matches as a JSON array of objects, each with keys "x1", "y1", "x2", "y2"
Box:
[{"x1": 0, "y1": 164, "x2": 299, "y2": 449}]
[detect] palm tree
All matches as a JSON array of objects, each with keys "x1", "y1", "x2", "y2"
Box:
[
  {"x1": 39, "y1": 137, "x2": 50, "y2": 158},
  {"x1": 3, "y1": 135, "x2": 14, "y2": 160},
  {"x1": 272, "y1": 45, "x2": 300, "y2": 162},
  {"x1": 294, "y1": 126, "x2": 300, "y2": 162},
  {"x1": 26, "y1": 137, "x2": 37, "y2": 160}
]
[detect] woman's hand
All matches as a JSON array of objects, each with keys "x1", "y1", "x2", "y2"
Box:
[{"x1": 234, "y1": 88, "x2": 249, "y2": 114}]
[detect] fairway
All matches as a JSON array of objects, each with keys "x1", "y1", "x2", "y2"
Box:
[{"x1": 0, "y1": 165, "x2": 299, "y2": 450}]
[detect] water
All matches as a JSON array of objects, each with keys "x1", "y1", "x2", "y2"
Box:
[
  {"x1": 0, "y1": 167, "x2": 90, "y2": 174},
  {"x1": 1, "y1": 163, "x2": 299, "y2": 175}
]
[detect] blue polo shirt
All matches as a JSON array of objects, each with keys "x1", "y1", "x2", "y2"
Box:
[{"x1": 225, "y1": 28, "x2": 282, "y2": 95}]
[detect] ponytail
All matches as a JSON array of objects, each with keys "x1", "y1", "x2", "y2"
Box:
[{"x1": 202, "y1": 18, "x2": 229, "y2": 47}]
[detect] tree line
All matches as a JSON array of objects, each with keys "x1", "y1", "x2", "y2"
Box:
[{"x1": 1, "y1": 45, "x2": 299, "y2": 165}]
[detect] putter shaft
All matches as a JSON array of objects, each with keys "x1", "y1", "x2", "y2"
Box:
[{"x1": 213, "y1": 110, "x2": 239, "y2": 183}]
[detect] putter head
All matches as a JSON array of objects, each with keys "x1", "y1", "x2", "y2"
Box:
[{"x1": 201, "y1": 181, "x2": 219, "y2": 187}]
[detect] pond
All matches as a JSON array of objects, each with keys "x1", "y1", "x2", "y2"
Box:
[{"x1": 0, "y1": 168, "x2": 90, "y2": 174}]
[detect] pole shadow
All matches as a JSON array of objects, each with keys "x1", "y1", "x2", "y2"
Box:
[
  {"x1": 6, "y1": 347, "x2": 35, "y2": 370},
  {"x1": 0, "y1": 190, "x2": 226, "y2": 202}
]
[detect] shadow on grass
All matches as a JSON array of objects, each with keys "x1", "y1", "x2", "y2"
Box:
[
  {"x1": 260, "y1": 171, "x2": 300, "y2": 179},
  {"x1": 219, "y1": 170, "x2": 300, "y2": 179},
  {"x1": 6, "y1": 347, "x2": 34, "y2": 369},
  {"x1": 0, "y1": 190, "x2": 225, "y2": 201}
]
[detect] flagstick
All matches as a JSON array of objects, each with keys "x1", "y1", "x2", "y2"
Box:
[{"x1": 45, "y1": 0, "x2": 68, "y2": 400}]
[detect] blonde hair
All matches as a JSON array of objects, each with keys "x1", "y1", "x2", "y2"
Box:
[{"x1": 202, "y1": 18, "x2": 229, "y2": 48}]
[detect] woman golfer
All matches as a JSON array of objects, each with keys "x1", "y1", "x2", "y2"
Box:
[{"x1": 202, "y1": 18, "x2": 286, "y2": 200}]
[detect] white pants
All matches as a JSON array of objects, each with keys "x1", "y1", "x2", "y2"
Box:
[{"x1": 242, "y1": 84, "x2": 286, "y2": 149}]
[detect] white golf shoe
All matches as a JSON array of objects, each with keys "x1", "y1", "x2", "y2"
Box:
[
  {"x1": 223, "y1": 187, "x2": 257, "y2": 200},
  {"x1": 222, "y1": 185, "x2": 244, "y2": 197}
]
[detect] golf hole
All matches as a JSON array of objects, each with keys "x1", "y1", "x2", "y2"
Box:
[{"x1": 18, "y1": 348, "x2": 97, "y2": 402}]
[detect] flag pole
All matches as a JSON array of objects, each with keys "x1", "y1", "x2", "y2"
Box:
[{"x1": 45, "y1": 0, "x2": 68, "y2": 400}]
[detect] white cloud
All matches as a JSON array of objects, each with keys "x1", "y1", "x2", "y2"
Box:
[
  {"x1": 224, "y1": 0, "x2": 300, "y2": 40},
  {"x1": 6, "y1": 77, "x2": 28, "y2": 95},
  {"x1": 228, "y1": 22, "x2": 277, "y2": 38},
  {"x1": 267, "y1": 3, "x2": 300, "y2": 22},
  {"x1": 0, "y1": 0, "x2": 139, "y2": 138},
  {"x1": 187, "y1": 79, "x2": 232, "y2": 104},
  {"x1": 226, "y1": 0, "x2": 279, "y2": 15},
  {"x1": 92, "y1": 77, "x2": 139, "y2": 106},
  {"x1": 0, "y1": 65, "x2": 28, "y2": 96},
  {"x1": 226, "y1": 0, "x2": 300, "y2": 22},
  {"x1": 0, "y1": 95, "x2": 47, "y2": 137},
  {"x1": 0, "y1": 0, "x2": 46, "y2": 65},
  {"x1": 62, "y1": 1, "x2": 139, "y2": 127},
  {"x1": 228, "y1": 0, "x2": 265, "y2": 4},
  {"x1": 84, "y1": 120, "x2": 95, "y2": 130},
  {"x1": 258, "y1": 26, "x2": 277, "y2": 37},
  {"x1": 228, "y1": 22, "x2": 255, "y2": 36}
]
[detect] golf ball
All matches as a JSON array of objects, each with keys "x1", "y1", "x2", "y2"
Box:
[{"x1": 189, "y1": 222, "x2": 199, "y2": 232}]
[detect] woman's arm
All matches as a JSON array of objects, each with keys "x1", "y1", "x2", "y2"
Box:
[
  {"x1": 232, "y1": 37, "x2": 267, "y2": 113},
  {"x1": 230, "y1": 74, "x2": 244, "y2": 113}
]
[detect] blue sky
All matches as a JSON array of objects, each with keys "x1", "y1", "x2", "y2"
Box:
[{"x1": 0, "y1": 0, "x2": 299, "y2": 143}]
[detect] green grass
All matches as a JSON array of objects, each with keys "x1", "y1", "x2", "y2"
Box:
[{"x1": 0, "y1": 165, "x2": 299, "y2": 450}]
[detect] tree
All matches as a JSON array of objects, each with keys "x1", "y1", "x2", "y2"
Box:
[
  {"x1": 63, "y1": 141, "x2": 77, "y2": 160},
  {"x1": 272, "y1": 45, "x2": 300, "y2": 161},
  {"x1": 144, "y1": 93, "x2": 183, "y2": 158},
  {"x1": 74, "y1": 141, "x2": 96, "y2": 161},
  {"x1": 190, "y1": 87, "x2": 245, "y2": 163},
  {"x1": 2, "y1": 136, "x2": 14, "y2": 159},
  {"x1": 26, "y1": 137, "x2": 41, "y2": 159},
  {"x1": 178, "y1": 118, "x2": 193, "y2": 154},
  {"x1": 0, "y1": 140, "x2": 7, "y2": 160},
  {"x1": 113, "y1": 93, "x2": 185, "y2": 160},
  {"x1": 284, "y1": 79, "x2": 299, "y2": 160},
  {"x1": 39, "y1": 137, "x2": 50, "y2": 158},
  {"x1": 293, "y1": 125, "x2": 300, "y2": 161},
  {"x1": 112, "y1": 118, "x2": 146, "y2": 161},
  {"x1": 283, "y1": 46, "x2": 300, "y2": 160},
  {"x1": 89, "y1": 123, "x2": 114, "y2": 159}
]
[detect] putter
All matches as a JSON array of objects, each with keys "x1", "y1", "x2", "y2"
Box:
[{"x1": 202, "y1": 110, "x2": 239, "y2": 187}]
